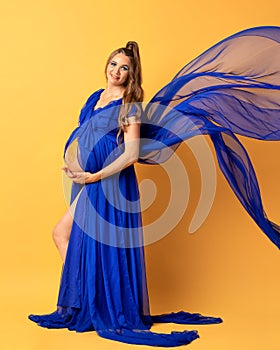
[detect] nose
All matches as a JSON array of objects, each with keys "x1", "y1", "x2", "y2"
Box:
[{"x1": 113, "y1": 66, "x2": 120, "y2": 76}]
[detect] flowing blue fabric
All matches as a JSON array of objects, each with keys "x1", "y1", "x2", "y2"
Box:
[
  {"x1": 29, "y1": 26, "x2": 280, "y2": 346},
  {"x1": 139, "y1": 26, "x2": 280, "y2": 249}
]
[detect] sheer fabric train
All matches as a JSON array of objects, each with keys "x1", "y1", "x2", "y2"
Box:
[{"x1": 28, "y1": 26, "x2": 280, "y2": 347}]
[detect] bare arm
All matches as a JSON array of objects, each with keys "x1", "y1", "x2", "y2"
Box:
[{"x1": 65, "y1": 117, "x2": 140, "y2": 184}]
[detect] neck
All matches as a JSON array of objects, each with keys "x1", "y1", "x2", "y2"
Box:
[{"x1": 105, "y1": 84, "x2": 125, "y2": 97}]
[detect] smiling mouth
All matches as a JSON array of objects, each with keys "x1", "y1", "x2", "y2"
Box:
[{"x1": 111, "y1": 74, "x2": 120, "y2": 80}]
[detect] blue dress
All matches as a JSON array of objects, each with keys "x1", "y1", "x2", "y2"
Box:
[{"x1": 29, "y1": 26, "x2": 280, "y2": 347}]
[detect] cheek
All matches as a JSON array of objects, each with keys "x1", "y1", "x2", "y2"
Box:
[
  {"x1": 105, "y1": 66, "x2": 109, "y2": 79},
  {"x1": 106, "y1": 64, "x2": 113, "y2": 74},
  {"x1": 121, "y1": 71, "x2": 129, "y2": 81}
]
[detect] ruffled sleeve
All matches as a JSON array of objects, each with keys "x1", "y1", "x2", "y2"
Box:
[
  {"x1": 119, "y1": 102, "x2": 142, "y2": 127},
  {"x1": 78, "y1": 89, "x2": 103, "y2": 126}
]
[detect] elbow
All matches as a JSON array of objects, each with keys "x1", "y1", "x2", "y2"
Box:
[
  {"x1": 124, "y1": 141, "x2": 140, "y2": 164},
  {"x1": 125, "y1": 151, "x2": 139, "y2": 164},
  {"x1": 129, "y1": 154, "x2": 139, "y2": 164},
  {"x1": 131, "y1": 157, "x2": 138, "y2": 164}
]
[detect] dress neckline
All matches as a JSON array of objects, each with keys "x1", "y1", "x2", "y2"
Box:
[{"x1": 93, "y1": 88, "x2": 123, "y2": 112}]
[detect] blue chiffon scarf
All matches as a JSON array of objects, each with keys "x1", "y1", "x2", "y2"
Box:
[{"x1": 139, "y1": 26, "x2": 280, "y2": 249}]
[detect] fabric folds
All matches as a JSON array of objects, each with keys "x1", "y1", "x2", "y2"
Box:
[{"x1": 140, "y1": 26, "x2": 280, "y2": 249}]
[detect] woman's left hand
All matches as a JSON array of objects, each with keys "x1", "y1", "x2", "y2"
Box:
[
  {"x1": 72, "y1": 171, "x2": 101, "y2": 184},
  {"x1": 62, "y1": 167, "x2": 101, "y2": 184}
]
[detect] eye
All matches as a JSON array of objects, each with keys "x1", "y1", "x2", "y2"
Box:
[
  {"x1": 110, "y1": 61, "x2": 117, "y2": 66},
  {"x1": 121, "y1": 66, "x2": 129, "y2": 71}
]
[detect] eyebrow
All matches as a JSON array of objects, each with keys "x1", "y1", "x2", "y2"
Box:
[{"x1": 111, "y1": 60, "x2": 129, "y2": 68}]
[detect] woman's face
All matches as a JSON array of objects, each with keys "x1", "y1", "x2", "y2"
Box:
[{"x1": 106, "y1": 53, "x2": 131, "y2": 87}]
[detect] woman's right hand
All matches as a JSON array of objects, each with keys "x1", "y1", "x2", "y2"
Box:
[{"x1": 62, "y1": 166, "x2": 75, "y2": 179}]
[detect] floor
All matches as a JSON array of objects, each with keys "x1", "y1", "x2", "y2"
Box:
[{"x1": 1, "y1": 264, "x2": 279, "y2": 350}]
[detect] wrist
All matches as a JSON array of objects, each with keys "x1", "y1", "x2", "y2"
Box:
[
  {"x1": 96, "y1": 170, "x2": 103, "y2": 181},
  {"x1": 89, "y1": 170, "x2": 102, "y2": 183}
]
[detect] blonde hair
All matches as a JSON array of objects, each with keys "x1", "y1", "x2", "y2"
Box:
[{"x1": 104, "y1": 41, "x2": 143, "y2": 144}]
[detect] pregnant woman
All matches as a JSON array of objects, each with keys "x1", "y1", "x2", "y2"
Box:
[{"x1": 29, "y1": 27, "x2": 280, "y2": 347}]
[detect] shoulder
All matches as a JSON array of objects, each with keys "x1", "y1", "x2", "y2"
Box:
[
  {"x1": 84, "y1": 88, "x2": 104, "y2": 105},
  {"x1": 119, "y1": 102, "x2": 143, "y2": 129},
  {"x1": 127, "y1": 102, "x2": 143, "y2": 122},
  {"x1": 78, "y1": 88, "x2": 104, "y2": 125}
]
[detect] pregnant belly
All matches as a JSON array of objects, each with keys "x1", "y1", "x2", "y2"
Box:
[{"x1": 64, "y1": 138, "x2": 84, "y2": 172}]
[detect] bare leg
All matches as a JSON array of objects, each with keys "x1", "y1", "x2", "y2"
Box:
[{"x1": 52, "y1": 209, "x2": 73, "y2": 262}]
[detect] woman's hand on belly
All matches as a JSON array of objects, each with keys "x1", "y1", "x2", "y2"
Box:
[
  {"x1": 62, "y1": 167, "x2": 101, "y2": 184},
  {"x1": 62, "y1": 166, "x2": 75, "y2": 178}
]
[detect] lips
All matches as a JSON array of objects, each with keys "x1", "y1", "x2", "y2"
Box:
[{"x1": 110, "y1": 74, "x2": 120, "y2": 80}]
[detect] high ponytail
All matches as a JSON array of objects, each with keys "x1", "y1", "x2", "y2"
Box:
[{"x1": 123, "y1": 41, "x2": 143, "y2": 102}]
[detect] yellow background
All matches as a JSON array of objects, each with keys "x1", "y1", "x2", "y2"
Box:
[{"x1": 1, "y1": 1, "x2": 279, "y2": 349}]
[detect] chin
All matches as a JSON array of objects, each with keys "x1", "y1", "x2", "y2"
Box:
[{"x1": 111, "y1": 80, "x2": 125, "y2": 87}]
